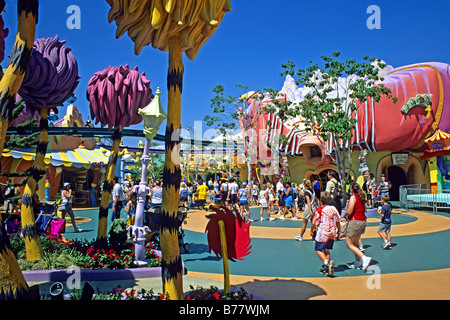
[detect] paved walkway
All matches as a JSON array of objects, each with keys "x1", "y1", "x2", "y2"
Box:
[{"x1": 30, "y1": 205, "x2": 450, "y2": 300}]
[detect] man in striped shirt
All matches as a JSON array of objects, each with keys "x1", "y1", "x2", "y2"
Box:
[{"x1": 378, "y1": 174, "x2": 390, "y2": 197}]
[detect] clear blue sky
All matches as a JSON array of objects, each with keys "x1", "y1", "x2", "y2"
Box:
[{"x1": 3, "y1": 0, "x2": 450, "y2": 147}]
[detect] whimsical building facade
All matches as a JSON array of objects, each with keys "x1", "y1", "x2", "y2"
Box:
[
  {"x1": 240, "y1": 62, "x2": 450, "y2": 200},
  {"x1": 2, "y1": 105, "x2": 110, "y2": 206}
]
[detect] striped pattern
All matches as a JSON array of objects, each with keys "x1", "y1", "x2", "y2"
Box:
[{"x1": 2, "y1": 146, "x2": 111, "y2": 169}]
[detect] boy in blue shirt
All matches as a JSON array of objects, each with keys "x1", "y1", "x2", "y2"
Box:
[{"x1": 377, "y1": 194, "x2": 392, "y2": 249}]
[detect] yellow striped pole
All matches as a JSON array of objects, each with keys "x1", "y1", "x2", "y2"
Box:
[
  {"x1": 21, "y1": 108, "x2": 48, "y2": 261},
  {"x1": 97, "y1": 129, "x2": 122, "y2": 243},
  {"x1": 160, "y1": 36, "x2": 184, "y2": 300},
  {"x1": 0, "y1": 0, "x2": 39, "y2": 300}
]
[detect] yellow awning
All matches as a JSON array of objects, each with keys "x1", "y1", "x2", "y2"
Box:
[{"x1": 2, "y1": 146, "x2": 111, "y2": 169}]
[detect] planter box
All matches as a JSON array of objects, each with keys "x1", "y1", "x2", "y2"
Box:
[{"x1": 22, "y1": 250, "x2": 185, "y2": 283}]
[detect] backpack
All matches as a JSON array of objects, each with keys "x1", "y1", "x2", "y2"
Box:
[
  {"x1": 303, "y1": 190, "x2": 316, "y2": 213},
  {"x1": 333, "y1": 181, "x2": 343, "y2": 199}
]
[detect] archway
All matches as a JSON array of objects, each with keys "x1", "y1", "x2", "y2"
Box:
[{"x1": 387, "y1": 166, "x2": 408, "y2": 201}]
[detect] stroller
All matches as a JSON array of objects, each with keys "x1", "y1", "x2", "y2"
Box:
[
  {"x1": 3, "y1": 212, "x2": 21, "y2": 239},
  {"x1": 189, "y1": 194, "x2": 205, "y2": 210},
  {"x1": 145, "y1": 205, "x2": 190, "y2": 253},
  {"x1": 35, "y1": 200, "x2": 66, "y2": 239},
  {"x1": 3, "y1": 200, "x2": 63, "y2": 240}
]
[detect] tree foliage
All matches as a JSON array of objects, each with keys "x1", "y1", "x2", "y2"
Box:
[{"x1": 265, "y1": 52, "x2": 398, "y2": 202}]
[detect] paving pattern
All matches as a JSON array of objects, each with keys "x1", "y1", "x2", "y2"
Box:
[{"x1": 61, "y1": 205, "x2": 450, "y2": 299}]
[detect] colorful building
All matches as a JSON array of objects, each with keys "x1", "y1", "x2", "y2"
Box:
[{"x1": 239, "y1": 62, "x2": 450, "y2": 200}]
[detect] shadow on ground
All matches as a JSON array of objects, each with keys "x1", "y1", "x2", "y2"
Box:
[{"x1": 235, "y1": 278, "x2": 327, "y2": 300}]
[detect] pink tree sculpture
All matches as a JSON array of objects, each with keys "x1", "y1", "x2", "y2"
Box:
[{"x1": 86, "y1": 64, "x2": 153, "y2": 242}]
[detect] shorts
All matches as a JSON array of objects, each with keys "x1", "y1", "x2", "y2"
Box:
[
  {"x1": 239, "y1": 200, "x2": 249, "y2": 206},
  {"x1": 378, "y1": 223, "x2": 391, "y2": 233},
  {"x1": 229, "y1": 194, "x2": 238, "y2": 204},
  {"x1": 179, "y1": 196, "x2": 187, "y2": 202},
  {"x1": 347, "y1": 220, "x2": 366, "y2": 238},
  {"x1": 315, "y1": 240, "x2": 334, "y2": 252},
  {"x1": 303, "y1": 210, "x2": 313, "y2": 220},
  {"x1": 367, "y1": 194, "x2": 372, "y2": 200}
]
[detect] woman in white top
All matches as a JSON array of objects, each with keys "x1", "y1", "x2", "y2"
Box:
[
  {"x1": 259, "y1": 183, "x2": 275, "y2": 221},
  {"x1": 151, "y1": 179, "x2": 163, "y2": 208},
  {"x1": 266, "y1": 182, "x2": 276, "y2": 216},
  {"x1": 61, "y1": 182, "x2": 81, "y2": 232}
]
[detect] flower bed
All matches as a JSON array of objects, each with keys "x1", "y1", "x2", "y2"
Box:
[
  {"x1": 43, "y1": 285, "x2": 254, "y2": 300},
  {"x1": 10, "y1": 237, "x2": 161, "y2": 271}
]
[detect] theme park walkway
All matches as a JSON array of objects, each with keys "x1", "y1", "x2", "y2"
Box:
[{"x1": 33, "y1": 204, "x2": 450, "y2": 300}]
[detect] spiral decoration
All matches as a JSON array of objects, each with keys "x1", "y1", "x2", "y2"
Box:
[
  {"x1": 86, "y1": 64, "x2": 153, "y2": 130},
  {"x1": 18, "y1": 35, "x2": 80, "y2": 110}
]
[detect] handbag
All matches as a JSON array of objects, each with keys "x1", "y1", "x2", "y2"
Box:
[{"x1": 57, "y1": 203, "x2": 67, "y2": 211}]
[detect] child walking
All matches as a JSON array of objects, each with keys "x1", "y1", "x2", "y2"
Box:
[
  {"x1": 310, "y1": 191, "x2": 341, "y2": 277},
  {"x1": 377, "y1": 194, "x2": 392, "y2": 249}
]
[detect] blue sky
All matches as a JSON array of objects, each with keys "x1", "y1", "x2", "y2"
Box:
[{"x1": 3, "y1": 0, "x2": 450, "y2": 147}]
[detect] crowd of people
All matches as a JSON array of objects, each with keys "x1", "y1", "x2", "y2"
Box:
[
  {"x1": 183, "y1": 171, "x2": 394, "y2": 277},
  {"x1": 1, "y1": 170, "x2": 393, "y2": 277}
]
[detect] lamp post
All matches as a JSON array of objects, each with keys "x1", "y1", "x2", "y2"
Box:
[{"x1": 130, "y1": 87, "x2": 166, "y2": 266}]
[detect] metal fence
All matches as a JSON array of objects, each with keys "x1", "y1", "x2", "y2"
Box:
[{"x1": 399, "y1": 184, "x2": 450, "y2": 214}]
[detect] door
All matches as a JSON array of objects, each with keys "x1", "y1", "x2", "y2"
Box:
[{"x1": 387, "y1": 166, "x2": 408, "y2": 201}]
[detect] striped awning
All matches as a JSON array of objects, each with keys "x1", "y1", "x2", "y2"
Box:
[{"x1": 2, "y1": 146, "x2": 110, "y2": 169}]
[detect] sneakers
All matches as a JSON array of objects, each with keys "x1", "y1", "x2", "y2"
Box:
[
  {"x1": 327, "y1": 260, "x2": 335, "y2": 277},
  {"x1": 291, "y1": 216, "x2": 298, "y2": 220},
  {"x1": 260, "y1": 217, "x2": 265, "y2": 222},
  {"x1": 279, "y1": 215, "x2": 285, "y2": 220},
  {"x1": 319, "y1": 260, "x2": 335, "y2": 277},
  {"x1": 294, "y1": 234, "x2": 302, "y2": 241},
  {"x1": 383, "y1": 241, "x2": 392, "y2": 249},
  {"x1": 319, "y1": 264, "x2": 328, "y2": 275},
  {"x1": 269, "y1": 217, "x2": 275, "y2": 221},
  {"x1": 349, "y1": 260, "x2": 362, "y2": 269},
  {"x1": 361, "y1": 256, "x2": 372, "y2": 271}
]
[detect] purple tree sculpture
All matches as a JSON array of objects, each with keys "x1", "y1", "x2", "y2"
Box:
[
  {"x1": 17, "y1": 35, "x2": 79, "y2": 261},
  {"x1": 86, "y1": 64, "x2": 153, "y2": 242}
]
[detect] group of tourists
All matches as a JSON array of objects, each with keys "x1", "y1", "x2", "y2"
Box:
[{"x1": 185, "y1": 171, "x2": 393, "y2": 277}]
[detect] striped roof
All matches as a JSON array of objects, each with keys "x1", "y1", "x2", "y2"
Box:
[
  {"x1": 425, "y1": 128, "x2": 450, "y2": 143},
  {"x1": 2, "y1": 146, "x2": 110, "y2": 169}
]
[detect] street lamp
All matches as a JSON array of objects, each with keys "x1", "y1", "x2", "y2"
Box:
[{"x1": 130, "y1": 87, "x2": 166, "y2": 266}]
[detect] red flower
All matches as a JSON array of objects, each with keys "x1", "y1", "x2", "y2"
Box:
[
  {"x1": 213, "y1": 292, "x2": 220, "y2": 300},
  {"x1": 92, "y1": 254, "x2": 98, "y2": 260},
  {"x1": 186, "y1": 295, "x2": 192, "y2": 300}
]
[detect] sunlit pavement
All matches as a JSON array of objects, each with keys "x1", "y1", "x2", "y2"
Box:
[{"x1": 56, "y1": 205, "x2": 450, "y2": 299}]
